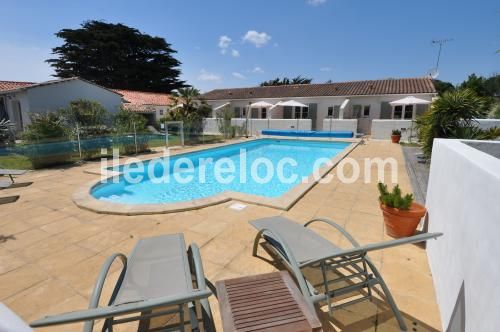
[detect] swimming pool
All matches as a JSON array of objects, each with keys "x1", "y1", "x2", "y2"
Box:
[{"x1": 90, "y1": 139, "x2": 351, "y2": 206}]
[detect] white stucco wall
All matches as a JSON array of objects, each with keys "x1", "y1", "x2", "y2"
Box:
[
  {"x1": 26, "y1": 79, "x2": 122, "y2": 115},
  {"x1": 476, "y1": 119, "x2": 500, "y2": 130},
  {"x1": 203, "y1": 118, "x2": 312, "y2": 135},
  {"x1": 370, "y1": 119, "x2": 415, "y2": 141},
  {"x1": 206, "y1": 93, "x2": 434, "y2": 131},
  {"x1": 426, "y1": 139, "x2": 500, "y2": 332},
  {"x1": 321, "y1": 119, "x2": 358, "y2": 132}
]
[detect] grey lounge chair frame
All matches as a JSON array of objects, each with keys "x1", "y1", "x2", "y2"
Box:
[
  {"x1": 0, "y1": 169, "x2": 32, "y2": 189},
  {"x1": 251, "y1": 217, "x2": 442, "y2": 332},
  {"x1": 30, "y1": 235, "x2": 214, "y2": 332}
]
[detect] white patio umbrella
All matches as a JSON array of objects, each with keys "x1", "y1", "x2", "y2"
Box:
[
  {"x1": 275, "y1": 100, "x2": 309, "y2": 131},
  {"x1": 250, "y1": 101, "x2": 275, "y2": 130},
  {"x1": 389, "y1": 96, "x2": 431, "y2": 106},
  {"x1": 390, "y1": 96, "x2": 430, "y2": 120}
]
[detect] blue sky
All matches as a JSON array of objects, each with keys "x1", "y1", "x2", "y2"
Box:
[{"x1": 0, "y1": 0, "x2": 498, "y2": 92}]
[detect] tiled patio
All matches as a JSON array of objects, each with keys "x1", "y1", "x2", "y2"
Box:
[{"x1": 0, "y1": 140, "x2": 441, "y2": 331}]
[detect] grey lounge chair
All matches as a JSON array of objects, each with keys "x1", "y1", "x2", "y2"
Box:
[
  {"x1": 0, "y1": 169, "x2": 32, "y2": 188},
  {"x1": 250, "y1": 216, "x2": 442, "y2": 331},
  {"x1": 30, "y1": 234, "x2": 214, "y2": 332}
]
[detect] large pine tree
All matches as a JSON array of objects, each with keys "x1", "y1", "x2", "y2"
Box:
[{"x1": 47, "y1": 20, "x2": 186, "y2": 93}]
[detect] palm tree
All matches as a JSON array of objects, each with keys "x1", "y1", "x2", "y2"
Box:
[
  {"x1": 416, "y1": 88, "x2": 491, "y2": 158},
  {"x1": 260, "y1": 76, "x2": 312, "y2": 86}
]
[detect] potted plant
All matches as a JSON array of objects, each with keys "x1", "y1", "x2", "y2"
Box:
[
  {"x1": 378, "y1": 183, "x2": 426, "y2": 238},
  {"x1": 391, "y1": 129, "x2": 401, "y2": 143}
]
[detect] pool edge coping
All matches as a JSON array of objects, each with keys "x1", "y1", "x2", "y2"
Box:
[{"x1": 73, "y1": 138, "x2": 360, "y2": 215}]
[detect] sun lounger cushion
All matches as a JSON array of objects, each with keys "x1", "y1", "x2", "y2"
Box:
[
  {"x1": 114, "y1": 234, "x2": 193, "y2": 305},
  {"x1": 250, "y1": 216, "x2": 341, "y2": 264}
]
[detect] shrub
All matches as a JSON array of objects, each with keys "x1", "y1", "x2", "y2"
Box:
[
  {"x1": 61, "y1": 99, "x2": 109, "y2": 127},
  {"x1": 416, "y1": 89, "x2": 491, "y2": 158},
  {"x1": 22, "y1": 112, "x2": 68, "y2": 141},
  {"x1": 114, "y1": 108, "x2": 149, "y2": 154},
  {"x1": 21, "y1": 112, "x2": 73, "y2": 168},
  {"x1": 378, "y1": 183, "x2": 414, "y2": 210},
  {"x1": 114, "y1": 108, "x2": 148, "y2": 133},
  {"x1": 0, "y1": 119, "x2": 15, "y2": 147}
]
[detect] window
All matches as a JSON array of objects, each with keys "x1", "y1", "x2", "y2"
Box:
[
  {"x1": 251, "y1": 108, "x2": 259, "y2": 119},
  {"x1": 363, "y1": 105, "x2": 370, "y2": 117},
  {"x1": 294, "y1": 106, "x2": 301, "y2": 119},
  {"x1": 352, "y1": 105, "x2": 362, "y2": 118},
  {"x1": 261, "y1": 108, "x2": 267, "y2": 119},
  {"x1": 327, "y1": 106, "x2": 334, "y2": 118},
  {"x1": 393, "y1": 105, "x2": 403, "y2": 119},
  {"x1": 302, "y1": 107, "x2": 309, "y2": 119},
  {"x1": 242, "y1": 108, "x2": 246, "y2": 117},
  {"x1": 404, "y1": 105, "x2": 413, "y2": 119},
  {"x1": 233, "y1": 107, "x2": 241, "y2": 118},
  {"x1": 159, "y1": 109, "x2": 164, "y2": 116}
]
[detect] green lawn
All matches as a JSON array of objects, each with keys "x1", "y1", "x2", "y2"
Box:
[{"x1": 0, "y1": 154, "x2": 34, "y2": 170}]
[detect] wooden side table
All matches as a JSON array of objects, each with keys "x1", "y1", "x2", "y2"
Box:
[{"x1": 215, "y1": 271, "x2": 322, "y2": 331}]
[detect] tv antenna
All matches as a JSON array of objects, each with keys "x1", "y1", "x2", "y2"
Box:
[{"x1": 429, "y1": 38, "x2": 453, "y2": 78}]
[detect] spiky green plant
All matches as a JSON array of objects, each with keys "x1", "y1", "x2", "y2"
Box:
[
  {"x1": 378, "y1": 183, "x2": 414, "y2": 210},
  {"x1": 416, "y1": 89, "x2": 491, "y2": 158}
]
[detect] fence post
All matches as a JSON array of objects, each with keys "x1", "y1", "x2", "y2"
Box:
[
  {"x1": 329, "y1": 117, "x2": 333, "y2": 141},
  {"x1": 165, "y1": 125, "x2": 169, "y2": 147},
  {"x1": 180, "y1": 122, "x2": 185, "y2": 146},
  {"x1": 76, "y1": 123, "x2": 82, "y2": 160},
  {"x1": 133, "y1": 121, "x2": 138, "y2": 155}
]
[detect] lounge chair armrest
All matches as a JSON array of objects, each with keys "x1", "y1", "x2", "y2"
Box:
[
  {"x1": 83, "y1": 253, "x2": 127, "y2": 332},
  {"x1": 302, "y1": 232, "x2": 443, "y2": 267},
  {"x1": 253, "y1": 228, "x2": 315, "y2": 303},
  {"x1": 305, "y1": 218, "x2": 361, "y2": 247},
  {"x1": 188, "y1": 243, "x2": 208, "y2": 291},
  {"x1": 30, "y1": 290, "x2": 212, "y2": 328}
]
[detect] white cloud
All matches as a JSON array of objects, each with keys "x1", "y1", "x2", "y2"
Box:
[
  {"x1": 307, "y1": 0, "x2": 327, "y2": 6},
  {"x1": 252, "y1": 66, "x2": 264, "y2": 74},
  {"x1": 218, "y1": 35, "x2": 232, "y2": 54},
  {"x1": 320, "y1": 67, "x2": 332, "y2": 72},
  {"x1": 231, "y1": 49, "x2": 240, "y2": 57},
  {"x1": 232, "y1": 72, "x2": 246, "y2": 79},
  {"x1": 198, "y1": 69, "x2": 221, "y2": 82},
  {"x1": 243, "y1": 30, "x2": 272, "y2": 48}
]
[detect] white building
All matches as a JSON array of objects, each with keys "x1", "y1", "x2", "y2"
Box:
[
  {"x1": 201, "y1": 77, "x2": 437, "y2": 134},
  {"x1": 0, "y1": 77, "x2": 123, "y2": 132}
]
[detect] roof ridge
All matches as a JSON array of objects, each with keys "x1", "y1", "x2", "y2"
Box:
[
  {"x1": 209, "y1": 77, "x2": 432, "y2": 92},
  {"x1": 0, "y1": 80, "x2": 36, "y2": 84}
]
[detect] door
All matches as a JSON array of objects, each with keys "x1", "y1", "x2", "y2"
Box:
[
  {"x1": 11, "y1": 101, "x2": 23, "y2": 131},
  {"x1": 283, "y1": 106, "x2": 292, "y2": 119},
  {"x1": 353, "y1": 104, "x2": 371, "y2": 134}
]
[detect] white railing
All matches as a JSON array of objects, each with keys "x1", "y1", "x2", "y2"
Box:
[
  {"x1": 203, "y1": 118, "x2": 312, "y2": 136},
  {"x1": 426, "y1": 139, "x2": 500, "y2": 331},
  {"x1": 321, "y1": 119, "x2": 357, "y2": 133}
]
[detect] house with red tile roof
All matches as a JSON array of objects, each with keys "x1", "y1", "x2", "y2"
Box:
[
  {"x1": 201, "y1": 77, "x2": 437, "y2": 134},
  {"x1": 0, "y1": 77, "x2": 123, "y2": 131},
  {"x1": 113, "y1": 89, "x2": 173, "y2": 124}
]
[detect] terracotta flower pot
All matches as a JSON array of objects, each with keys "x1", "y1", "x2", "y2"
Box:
[
  {"x1": 380, "y1": 202, "x2": 426, "y2": 238},
  {"x1": 391, "y1": 135, "x2": 401, "y2": 143}
]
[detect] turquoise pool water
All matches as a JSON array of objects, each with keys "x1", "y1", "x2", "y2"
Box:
[{"x1": 91, "y1": 139, "x2": 350, "y2": 204}]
